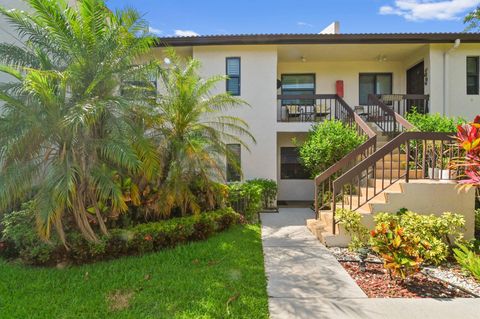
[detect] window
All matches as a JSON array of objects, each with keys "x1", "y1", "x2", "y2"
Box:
[
  {"x1": 281, "y1": 74, "x2": 315, "y2": 105},
  {"x1": 467, "y1": 57, "x2": 479, "y2": 95},
  {"x1": 280, "y1": 147, "x2": 309, "y2": 180},
  {"x1": 226, "y1": 57, "x2": 241, "y2": 96},
  {"x1": 226, "y1": 144, "x2": 241, "y2": 182},
  {"x1": 359, "y1": 73, "x2": 392, "y2": 105}
]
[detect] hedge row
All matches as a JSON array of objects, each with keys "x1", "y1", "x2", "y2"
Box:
[{"x1": 0, "y1": 208, "x2": 242, "y2": 266}]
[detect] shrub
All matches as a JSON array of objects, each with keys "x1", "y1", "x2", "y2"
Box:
[
  {"x1": 1, "y1": 207, "x2": 241, "y2": 266},
  {"x1": 453, "y1": 244, "x2": 480, "y2": 281},
  {"x1": 227, "y1": 179, "x2": 278, "y2": 221},
  {"x1": 0, "y1": 201, "x2": 59, "y2": 264},
  {"x1": 247, "y1": 179, "x2": 278, "y2": 209},
  {"x1": 370, "y1": 221, "x2": 424, "y2": 280},
  {"x1": 336, "y1": 209, "x2": 369, "y2": 251},
  {"x1": 374, "y1": 211, "x2": 465, "y2": 265},
  {"x1": 298, "y1": 120, "x2": 365, "y2": 177},
  {"x1": 406, "y1": 109, "x2": 465, "y2": 133}
]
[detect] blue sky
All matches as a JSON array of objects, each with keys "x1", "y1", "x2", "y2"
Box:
[{"x1": 106, "y1": 0, "x2": 480, "y2": 36}]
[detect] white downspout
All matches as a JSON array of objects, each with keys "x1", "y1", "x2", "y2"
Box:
[{"x1": 443, "y1": 39, "x2": 461, "y2": 115}]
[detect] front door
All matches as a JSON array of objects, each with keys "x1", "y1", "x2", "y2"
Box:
[{"x1": 406, "y1": 61, "x2": 425, "y2": 113}]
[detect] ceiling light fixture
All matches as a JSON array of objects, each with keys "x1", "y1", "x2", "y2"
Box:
[{"x1": 377, "y1": 54, "x2": 387, "y2": 62}]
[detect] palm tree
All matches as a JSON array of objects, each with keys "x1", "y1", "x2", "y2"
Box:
[
  {"x1": 143, "y1": 50, "x2": 255, "y2": 217},
  {"x1": 0, "y1": 0, "x2": 159, "y2": 242}
]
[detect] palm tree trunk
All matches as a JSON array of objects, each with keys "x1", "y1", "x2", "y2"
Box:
[
  {"x1": 72, "y1": 185, "x2": 98, "y2": 242},
  {"x1": 88, "y1": 188, "x2": 109, "y2": 236}
]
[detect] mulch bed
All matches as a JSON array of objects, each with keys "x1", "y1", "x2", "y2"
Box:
[{"x1": 340, "y1": 261, "x2": 473, "y2": 298}]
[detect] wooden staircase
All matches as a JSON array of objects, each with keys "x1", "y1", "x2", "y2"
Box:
[{"x1": 309, "y1": 94, "x2": 460, "y2": 247}]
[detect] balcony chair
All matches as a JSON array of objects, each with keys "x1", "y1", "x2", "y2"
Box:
[
  {"x1": 286, "y1": 105, "x2": 301, "y2": 121},
  {"x1": 315, "y1": 104, "x2": 330, "y2": 121}
]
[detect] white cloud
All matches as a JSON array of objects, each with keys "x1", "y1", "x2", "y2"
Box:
[
  {"x1": 174, "y1": 29, "x2": 199, "y2": 37},
  {"x1": 379, "y1": 0, "x2": 480, "y2": 21},
  {"x1": 297, "y1": 21, "x2": 313, "y2": 27},
  {"x1": 148, "y1": 26, "x2": 162, "y2": 35}
]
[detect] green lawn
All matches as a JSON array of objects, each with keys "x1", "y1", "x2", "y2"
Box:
[{"x1": 0, "y1": 225, "x2": 268, "y2": 319}]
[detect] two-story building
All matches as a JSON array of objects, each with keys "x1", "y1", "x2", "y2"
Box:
[{"x1": 155, "y1": 32, "x2": 480, "y2": 203}]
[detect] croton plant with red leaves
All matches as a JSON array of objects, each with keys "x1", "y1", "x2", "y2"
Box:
[{"x1": 452, "y1": 115, "x2": 480, "y2": 187}]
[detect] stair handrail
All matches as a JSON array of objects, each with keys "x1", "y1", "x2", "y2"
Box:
[
  {"x1": 313, "y1": 96, "x2": 377, "y2": 217},
  {"x1": 378, "y1": 94, "x2": 430, "y2": 116},
  {"x1": 330, "y1": 131, "x2": 458, "y2": 234},
  {"x1": 367, "y1": 94, "x2": 415, "y2": 133}
]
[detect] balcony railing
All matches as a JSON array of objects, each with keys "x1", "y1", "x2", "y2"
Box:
[
  {"x1": 378, "y1": 94, "x2": 430, "y2": 116},
  {"x1": 277, "y1": 94, "x2": 340, "y2": 122}
]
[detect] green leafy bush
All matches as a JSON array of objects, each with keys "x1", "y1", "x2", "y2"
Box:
[
  {"x1": 453, "y1": 244, "x2": 480, "y2": 281},
  {"x1": 406, "y1": 109, "x2": 465, "y2": 132},
  {"x1": 298, "y1": 120, "x2": 365, "y2": 177},
  {"x1": 370, "y1": 221, "x2": 424, "y2": 280},
  {"x1": 1, "y1": 207, "x2": 241, "y2": 266},
  {"x1": 374, "y1": 211, "x2": 465, "y2": 265},
  {"x1": 336, "y1": 209, "x2": 369, "y2": 251},
  {"x1": 227, "y1": 179, "x2": 278, "y2": 221},
  {"x1": 227, "y1": 182, "x2": 262, "y2": 221},
  {"x1": 248, "y1": 179, "x2": 278, "y2": 209},
  {"x1": 0, "y1": 201, "x2": 59, "y2": 264}
]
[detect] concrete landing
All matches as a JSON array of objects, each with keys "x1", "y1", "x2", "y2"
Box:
[{"x1": 261, "y1": 208, "x2": 480, "y2": 319}]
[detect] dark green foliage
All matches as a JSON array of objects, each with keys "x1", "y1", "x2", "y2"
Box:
[
  {"x1": 298, "y1": 120, "x2": 365, "y2": 177},
  {"x1": 247, "y1": 179, "x2": 278, "y2": 209},
  {"x1": 226, "y1": 179, "x2": 277, "y2": 221},
  {"x1": 0, "y1": 201, "x2": 59, "y2": 264},
  {"x1": 227, "y1": 182, "x2": 262, "y2": 221},
  {"x1": 406, "y1": 109, "x2": 465, "y2": 133},
  {"x1": 1, "y1": 207, "x2": 241, "y2": 265}
]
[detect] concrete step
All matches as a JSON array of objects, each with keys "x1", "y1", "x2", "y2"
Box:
[
  {"x1": 367, "y1": 179, "x2": 404, "y2": 192},
  {"x1": 375, "y1": 169, "x2": 423, "y2": 179},
  {"x1": 375, "y1": 160, "x2": 407, "y2": 169},
  {"x1": 382, "y1": 153, "x2": 408, "y2": 161}
]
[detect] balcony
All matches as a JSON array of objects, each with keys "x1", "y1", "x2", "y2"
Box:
[
  {"x1": 277, "y1": 94, "x2": 341, "y2": 123},
  {"x1": 377, "y1": 94, "x2": 430, "y2": 116}
]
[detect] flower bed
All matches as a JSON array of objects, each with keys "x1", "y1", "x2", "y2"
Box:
[
  {"x1": 330, "y1": 247, "x2": 480, "y2": 297},
  {"x1": 341, "y1": 261, "x2": 472, "y2": 298}
]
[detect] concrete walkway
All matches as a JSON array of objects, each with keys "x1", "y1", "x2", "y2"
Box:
[{"x1": 261, "y1": 208, "x2": 480, "y2": 319}]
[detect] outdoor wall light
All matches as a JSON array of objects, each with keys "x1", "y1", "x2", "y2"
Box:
[{"x1": 301, "y1": 56, "x2": 307, "y2": 63}]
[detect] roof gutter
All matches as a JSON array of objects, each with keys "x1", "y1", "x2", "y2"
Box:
[{"x1": 155, "y1": 33, "x2": 480, "y2": 47}]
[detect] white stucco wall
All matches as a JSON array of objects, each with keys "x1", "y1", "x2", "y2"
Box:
[
  {"x1": 277, "y1": 60, "x2": 406, "y2": 108},
  {"x1": 0, "y1": 0, "x2": 77, "y2": 85},
  {"x1": 276, "y1": 132, "x2": 314, "y2": 201},
  {"x1": 193, "y1": 45, "x2": 278, "y2": 182},
  {"x1": 429, "y1": 43, "x2": 480, "y2": 120},
  {"x1": 0, "y1": 0, "x2": 29, "y2": 85}
]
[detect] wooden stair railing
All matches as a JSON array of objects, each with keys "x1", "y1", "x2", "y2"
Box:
[
  {"x1": 330, "y1": 131, "x2": 460, "y2": 234},
  {"x1": 314, "y1": 96, "x2": 376, "y2": 218},
  {"x1": 378, "y1": 94, "x2": 430, "y2": 117},
  {"x1": 367, "y1": 94, "x2": 415, "y2": 134}
]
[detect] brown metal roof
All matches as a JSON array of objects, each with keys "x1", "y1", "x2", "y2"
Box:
[{"x1": 156, "y1": 33, "x2": 480, "y2": 47}]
